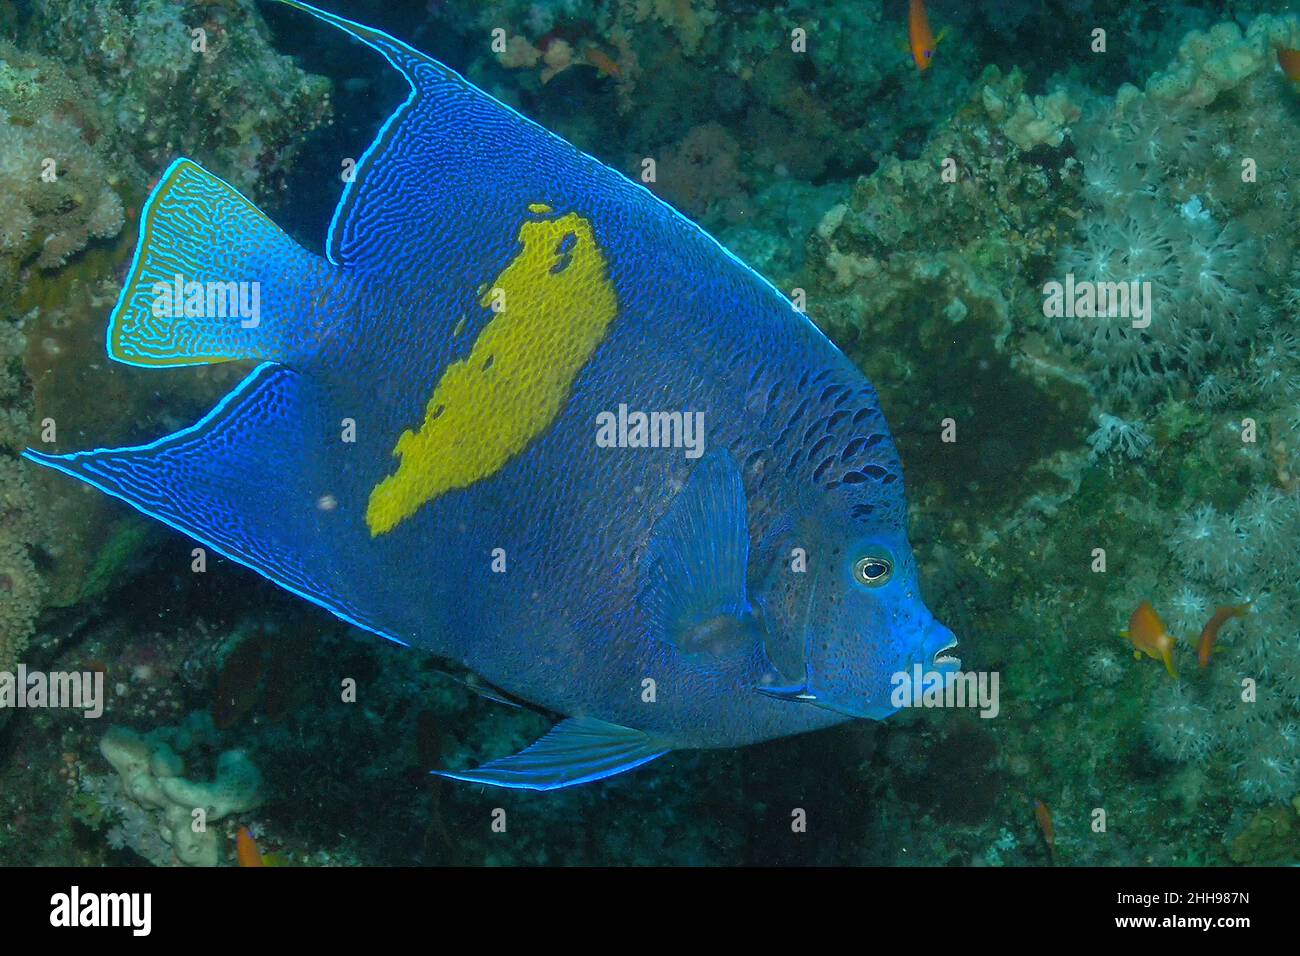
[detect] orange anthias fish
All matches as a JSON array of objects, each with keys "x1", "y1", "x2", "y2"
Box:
[
  {"x1": 908, "y1": 0, "x2": 941, "y2": 71},
  {"x1": 1279, "y1": 48, "x2": 1300, "y2": 82},
  {"x1": 1121, "y1": 601, "x2": 1178, "y2": 677},
  {"x1": 1197, "y1": 603, "x2": 1250, "y2": 670},
  {"x1": 585, "y1": 46, "x2": 622, "y2": 79},
  {"x1": 1033, "y1": 798, "x2": 1055, "y2": 863},
  {"x1": 236, "y1": 826, "x2": 264, "y2": 867}
]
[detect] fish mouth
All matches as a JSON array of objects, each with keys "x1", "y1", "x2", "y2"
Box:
[{"x1": 930, "y1": 633, "x2": 961, "y2": 670}]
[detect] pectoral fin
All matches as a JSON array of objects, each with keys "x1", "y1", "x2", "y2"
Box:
[
  {"x1": 433, "y1": 717, "x2": 668, "y2": 791},
  {"x1": 638, "y1": 450, "x2": 760, "y2": 660}
]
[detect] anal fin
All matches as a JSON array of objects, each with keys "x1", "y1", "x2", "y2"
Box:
[
  {"x1": 434, "y1": 717, "x2": 668, "y2": 791},
  {"x1": 24, "y1": 363, "x2": 391, "y2": 645}
]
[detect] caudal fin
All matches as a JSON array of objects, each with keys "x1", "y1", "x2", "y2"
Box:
[{"x1": 108, "y1": 158, "x2": 327, "y2": 368}]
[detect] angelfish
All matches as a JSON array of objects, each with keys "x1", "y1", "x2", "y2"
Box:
[{"x1": 26, "y1": 0, "x2": 959, "y2": 790}]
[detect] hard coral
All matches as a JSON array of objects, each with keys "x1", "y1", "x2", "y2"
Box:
[
  {"x1": 0, "y1": 43, "x2": 133, "y2": 291},
  {"x1": 25, "y1": 0, "x2": 331, "y2": 200},
  {"x1": 654, "y1": 122, "x2": 745, "y2": 219},
  {"x1": 1144, "y1": 15, "x2": 1300, "y2": 111}
]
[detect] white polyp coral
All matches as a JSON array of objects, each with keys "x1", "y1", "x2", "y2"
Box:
[
  {"x1": 1056, "y1": 192, "x2": 1260, "y2": 400},
  {"x1": 1167, "y1": 585, "x2": 1209, "y2": 636},
  {"x1": 1149, "y1": 682, "x2": 1218, "y2": 764},
  {"x1": 1251, "y1": 328, "x2": 1300, "y2": 395},
  {"x1": 1179, "y1": 221, "x2": 1250, "y2": 316},
  {"x1": 1153, "y1": 485, "x2": 1300, "y2": 804},
  {"x1": 1044, "y1": 14, "x2": 1300, "y2": 409},
  {"x1": 1235, "y1": 729, "x2": 1300, "y2": 804},
  {"x1": 1086, "y1": 412, "x2": 1154, "y2": 460},
  {"x1": 1169, "y1": 503, "x2": 1244, "y2": 582}
]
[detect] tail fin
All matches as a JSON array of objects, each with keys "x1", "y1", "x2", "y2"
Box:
[{"x1": 108, "y1": 158, "x2": 325, "y2": 368}]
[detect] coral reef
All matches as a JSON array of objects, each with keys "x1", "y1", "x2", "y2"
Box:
[
  {"x1": 21, "y1": 0, "x2": 331, "y2": 200},
  {"x1": 0, "y1": 281, "x2": 42, "y2": 674},
  {"x1": 1, "y1": 0, "x2": 335, "y2": 612},
  {"x1": 980, "y1": 69, "x2": 1080, "y2": 151},
  {"x1": 1043, "y1": 14, "x2": 1300, "y2": 416},
  {"x1": 1229, "y1": 798, "x2": 1300, "y2": 865},
  {"x1": 0, "y1": 43, "x2": 128, "y2": 285},
  {"x1": 1086, "y1": 412, "x2": 1154, "y2": 460},
  {"x1": 5, "y1": 0, "x2": 1300, "y2": 869},
  {"x1": 1144, "y1": 490, "x2": 1300, "y2": 805},
  {"x1": 95, "y1": 717, "x2": 263, "y2": 867},
  {"x1": 803, "y1": 63, "x2": 1094, "y2": 525},
  {"x1": 451, "y1": 0, "x2": 977, "y2": 204},
  {"x1": 653, "y1": 121, "x2": 746, "y2": 219},
  {"x1": 797, "y1": 7, "x2": 1300, "y2": 863},
  {"x1": 0, "y1": 455, "x2": 42, "y2": 674}
]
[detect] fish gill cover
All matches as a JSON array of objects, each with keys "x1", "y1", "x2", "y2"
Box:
[{"x1": 0, "y1": 0, "x2": 1296, "y2": 870}]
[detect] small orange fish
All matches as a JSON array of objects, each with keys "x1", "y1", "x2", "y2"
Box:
[
  {"x1": 1197, "y1": 603, "x2": 1249, "y2": 669},
  {"x1": 1033, "y1": 798, "x2": 1055, "y2": 862},
  {"x1": 908, "y1": 0, "x2": 941, "y2": 71},
  {"x1": 585, "y1": 47, "x2": 622, "y2": 79},
  {"x1": 1121, "y1": 600, "x2": 1178, "y2": 677},
  {"x1": 236, "y1": 825, "x2": 264, "y2": 867},
  {"x1": 1279, "y1": 48, "x2": 1300, "y2": 82}
]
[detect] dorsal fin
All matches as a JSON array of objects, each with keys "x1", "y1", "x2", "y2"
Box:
[
  {"x1": 271, "y1": 2, "x2": 828, "y2": 350},
  {"x1": 275, "y1": 1, "x2": 449, "y2": 268}
]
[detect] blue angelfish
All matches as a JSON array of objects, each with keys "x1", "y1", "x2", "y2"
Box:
[{"x1": 26, "y1": 0, "x2": 959, "y2": 790}]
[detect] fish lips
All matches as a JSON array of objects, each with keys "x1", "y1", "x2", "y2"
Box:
[
  {"x1": 755, "y1": 624, "x2": 962, "y2": 718},
  {"x1": 926, "y1": 624, "x2": 963, "y2": 672}
]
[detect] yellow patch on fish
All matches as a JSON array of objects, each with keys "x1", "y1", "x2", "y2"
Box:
[{"x1": 365, "y1": 206, "x2": 618, "y2": 536}]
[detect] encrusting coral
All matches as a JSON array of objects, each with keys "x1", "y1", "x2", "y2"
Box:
[
  {"x1": 96, "y1": 719, "x2": 263, "y2": 867},
  {"x1": 0, "y1": 42, "x2": 136, "y2": 301},
  {"x1": 21, "y1": 0, "x2": 331, "y2": 200},
  {"x1": 0, "y1": 290, "x2": 42, "y2": 674}
]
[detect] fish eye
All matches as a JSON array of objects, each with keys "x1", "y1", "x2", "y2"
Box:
[{"x1": 853, "y1": 554, "x2": 893, "y2": 587}]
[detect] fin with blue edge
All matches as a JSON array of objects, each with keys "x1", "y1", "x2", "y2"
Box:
[
  {"x1": 434, "y1": 717, "x2": 669, "y2": 791},
  {"x1": 268, "y1": 0, "x2": 826, "y2": 357},
  {"x1": 22, "y1": 363, "x2": 395, "y2": 646},
  {"x1": 108, "y1": 158, "x2": 329, "y2": 368},
  {"x1": 275, "y1": 0, "x2": 610, "y2": 273},
  {"x1": 637, "y1": 450, "x2": 761, "y2": 660},
  {"x1": 273, "y1": 0, "x2": 488, "y2": 270}
]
